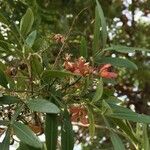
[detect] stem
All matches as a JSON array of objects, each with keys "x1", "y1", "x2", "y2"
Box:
[{"x1": 52, "y1": 7, "x2": 88, "y2": 68}]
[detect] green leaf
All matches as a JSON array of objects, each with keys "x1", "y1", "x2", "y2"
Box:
[
  {"x1": 30, "y1": 54, "x2": 43, "y2": 77},
  {"x1": 0, "y1": 95, "x2": 20, "y2": 105},
  {"x1": 17, "y1": 142, "x2": 42, "y2": 150},
  {"x1": 26, "y1": 30, "x2": 37, "y2": 47},
  {"x1": 10, "y1": 104, "x2": 25, "y2": 124},
  {"x1": 80, "y1": 36, "x2": 88, "y2": 58},
  {"x1": 1, "y1": 129, "x2": 10, "y2": 150},
  {"x1": 42, "y1": 70, "x2": 76, "y2": 81},
  {"x1": 87, "y1": 106, "x2": 95, "y2": 139},
  {"x1": 27, "y1": 99, "x2": 60, "y2": 114},
  {"x1": 20, "y1": 8, "x2": 34, "y2": 37},
  {"x1": 13, "y1": 122, "x2": 42, "y2": 148},
  {"x1": 102, "y1": 100, "x2": 113, "y2": 115},
  {"x1": 103, "y1": 116, "x2": 126, "y2": 150},
  {"x1": 105, "y1": 45, "x2": 150, "y2": 53},
  {"x1": 0, "y1": 12, "x2": 9, "y2": 25},
  {"x1": 0, "y1": 40, "x2": 18, "y2": 56},
  {"x1": 92, "y1": 78, "x2": 103, "y2": 103},
  {"x1": 45, "y1": 114, "x2": 58, "y2": 150},
  {"x1": 92, "y1": 6, "x2": 100, "y2": 55},
  {"x1": 96, "y1": 57, "x2": 138, "y2": 70},
  {"x1": 96, "y1": 0, "x2": 107, "y2": 48},
  {"x1": 0, "y1": 68, "x2": 8, "y2": 88},
  {"x1": 0, "y1": 120, "x2": 9, "y2": 126},
  {"x1": 108, "y1": 103, "x2": 150, "y2": 124},
  {"x1": 61, "y1": 109, "x2": 74, "y2": 150},
  {"x1": 112, "y1": 118, "x2": 139, "y2": 145},
  {"x1": 110, "y1": 131, "x2": 126, "y2": 150},
  {"x1": 142, "y1": 124, "x2": 150, "y2": 150}
]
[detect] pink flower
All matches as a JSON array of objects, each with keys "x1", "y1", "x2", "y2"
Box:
[
  {"x1": 64, "y1": 56, "x2": 93, "y2": 76},
  {"x1": 99, "y1": 64, "x2": 117, "y2": 79}
]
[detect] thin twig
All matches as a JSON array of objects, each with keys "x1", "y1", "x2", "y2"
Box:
[{"x1": 52, "y1": 7, "x2": 89, "y2": 68}]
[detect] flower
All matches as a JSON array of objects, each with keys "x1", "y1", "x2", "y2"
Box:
[
  {"x1": 64, "y1": 56, "x2": 93, "y2": 76},
  {"x1": 69, "y1": 106, "x2": 88, "y2": 124},
  {"x1": 99, "y1": 64, "x2": 117, "y2": 79}
]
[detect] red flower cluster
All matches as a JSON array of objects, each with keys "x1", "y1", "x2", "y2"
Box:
[
  {"x1": 64, "y1": 56, "x2": 92, "y2": 76},
  {"x1": 64, "y1": 54, "x2": 117, "y2": 79},
  {"x1": 69, "y1": 106, "x2": 88, "y2": 124},
  {"x1": 99, "y1": 64, "x2": 118, "y2": 79}
]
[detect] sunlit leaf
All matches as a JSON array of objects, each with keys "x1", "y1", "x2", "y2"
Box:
[
  {"x1": 26, "y1": 30, "x2": 37, "y2": 47},
  {"x1": 20, "y1": 8, "x2": 34, "y2": 37},
  {"x1": 27, "y1": 99, "x2": 60, "y2": 114},
  {"x1": 92, "y1": 78, "x2": 103, "y2": 103}
]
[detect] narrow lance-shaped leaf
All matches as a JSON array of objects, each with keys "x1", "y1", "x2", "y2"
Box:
[
  {"x1": 108, "y1": 103, "x2": 150, "y2": 124},
  {"x1": 96, "y1": 0, "x2": 107, "y2": 48},
  {"x1": 0, "y1": 12, "x2": 10, "y2": 26},
  {"x1": 80, "y1": 36, "x2": 88, "y2": 58},
  {"x1": 20, "y1": 8, "x2": 34, "y2": 37},
  {"x1": 0, "y1": 68, "x2": 8, "y2": 88},
  {"x1": 0, "y1": 95, "x2": 20, "y2": 105},
  {"x1": 27, "y1": 99, "x2": 60, "y2": 114},
  {"x1": 92, "y1": 78, "x2": 103, "y2": 103},
  {"x1": 142, "y1": 124, "x2": 150, "y2": 150},
  {"x1": 105, "y1": 45, "x2": 150, "y2": 53},
  {"x1": 13, "y1": 122, "x2": 42, "y2": 148},
  {"x1": 112, "y1": 118, "x2": 139, "y2": 145},
  {"x1": 17, "y1": 142, "x2": 42, "y2": 150},
  {"x1": 87, "y1": 105, "x2": 95, "y2": 139},
  {"x1": 26, "y1": 30, "x2": 37, "y2": 47},
  {"x1": 95, "y1": 57, "x2": 138, "y2": 70},
  {"x1": 92, "y1": 6, "x2": 100, "y2": 55},
  {"x1": 61, "y1": 109, "x2": 74, "y2": 150},
  {"x1": 45, "y1": 114, "x2": 58, "y2": 150},
  {"x1": 103, "y1": 116, "x2": 126, "y2": 150},
  {"x1": 1, "y1": 129, "x2": 10, "y2": 150},
  {"x1": 42, "y1": 70, "x2": 77, "y2": 83},
  {"x1": 30, "y1": 54, "x2": 43, "y2": 78}
]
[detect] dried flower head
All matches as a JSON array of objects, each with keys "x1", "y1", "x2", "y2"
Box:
[
  {"x1": 53, "y1": 34, "x2": 65, "y2": 44},
  {"x1": 99, "y1": 64, "x2": 117, "y2": 79}
]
